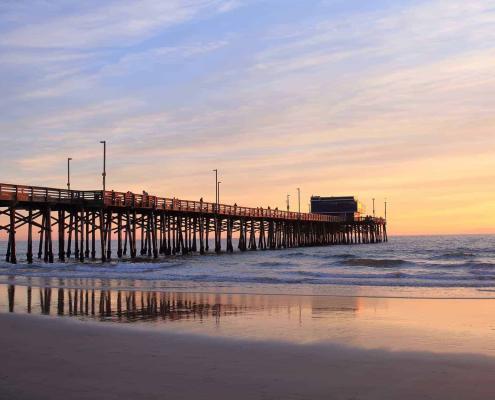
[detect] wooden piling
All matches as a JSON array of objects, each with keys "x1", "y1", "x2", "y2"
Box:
[{"x1": 27, "y1": 208, "x2": 33, "y2": 263}]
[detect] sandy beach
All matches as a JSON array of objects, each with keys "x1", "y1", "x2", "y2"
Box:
[{"x1": 1, "y1": 312, "x2": 495, "y2": 400}]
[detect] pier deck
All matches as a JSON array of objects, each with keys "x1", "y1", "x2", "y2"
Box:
[{"x1": 0, "y1": 183, "x2": 387, "y2": 264}]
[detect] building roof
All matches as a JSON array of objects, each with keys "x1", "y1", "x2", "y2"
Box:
[{"x1": 311, "y1": 196, "x2": 356, "y2": 202}]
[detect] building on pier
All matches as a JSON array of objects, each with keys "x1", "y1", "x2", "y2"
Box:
[{"x1": 310, "y1": 196, "x2": 365, "y2": 221}]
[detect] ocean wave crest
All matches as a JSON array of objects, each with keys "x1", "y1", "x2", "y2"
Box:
[{"x1": 340, "y1": 258, "x2": 409, "y2": 268}]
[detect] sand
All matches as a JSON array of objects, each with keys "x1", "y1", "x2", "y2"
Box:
[{"x1": 1, "y1": 313, "x2": 495, "y2": 400}]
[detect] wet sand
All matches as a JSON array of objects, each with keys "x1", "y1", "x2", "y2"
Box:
[
  {"x1": 4, "y1": 284, "x2": 495, "y2": 355},
  {"x1": 1, "y1": 313, "x2": 495, "y2": 400}
]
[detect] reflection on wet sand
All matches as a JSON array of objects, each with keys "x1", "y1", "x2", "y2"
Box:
[
  {"x1": 3, "y1": 284, "x2": 250, "y2": 324},
  {"x1": 2, "y1": 283, "x2": 495, "y2": 356}
]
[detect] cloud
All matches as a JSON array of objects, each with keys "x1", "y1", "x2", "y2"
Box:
[
  {"x1": 97, "y1": 40, "x2": 229, "y2": 77},
  {"x1": 0, "y1": 1, "x2": 232, "y2": 49}
]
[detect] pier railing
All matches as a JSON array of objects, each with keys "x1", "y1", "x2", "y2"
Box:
[
  {"x1": 0, "y1": 183, "x2": 385, "y2": 224},
  {"x1": 102, "y1": 190, "x2": 344, "y2": 222},
  {"x1": 0, "y1": 183, "x2": 102, "y2": 203},
  {"x1": 0, "y1": 183, "x2": 346, "y2": 223},
  {"x1": 355, "y1": 216, "x2": 386, "y2": 224}
]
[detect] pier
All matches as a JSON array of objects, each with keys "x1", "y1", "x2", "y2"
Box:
[{"x1": 0, "y1": 183, "x2": 387, "y2": 264}]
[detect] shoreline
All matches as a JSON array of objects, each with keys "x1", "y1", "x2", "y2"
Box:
[
  {"x1": 1, "y1": 312, "x2": 495, "y2": 400},
  {"x1": 2, "y1": 276, "x2": 495, "y2": 300}
]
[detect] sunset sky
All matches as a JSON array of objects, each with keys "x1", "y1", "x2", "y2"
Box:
[{"x1": 0, "y1": 0, "x2": 494, "y2": 235}]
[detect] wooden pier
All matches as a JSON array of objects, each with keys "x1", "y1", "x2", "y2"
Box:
[{"x1": 0, "y1": 183, "x2": 387, "y2": 264}]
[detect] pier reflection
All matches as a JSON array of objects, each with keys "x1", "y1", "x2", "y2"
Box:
[{"x1": 2, "y1": 284, "x2": 250, "y2": 323}]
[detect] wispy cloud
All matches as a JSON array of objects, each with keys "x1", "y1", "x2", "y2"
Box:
[
  {"x1": 97, "y1": 39, "x2": 230, "y2": 77},
  {"x1": 0, "y1": 1, "x2": 233, "y2": 49}
]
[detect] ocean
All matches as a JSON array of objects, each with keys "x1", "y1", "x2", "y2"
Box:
[{"x1": 1, "y1": 235, "x2": 494, "y2": 298}]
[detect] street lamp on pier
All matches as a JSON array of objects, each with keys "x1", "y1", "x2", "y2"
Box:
[
  {"x1": 100, "y1": 140, "x2": 106, "y2": 192},
  {"x1": 212, "y1": 169, "x2": 218, "y2": 211},
  {"x1": 217, "y1": 181, "x2": 222, "y2": 208},
  {"x1": 297, "y1": 188, "x2": 301, "y2": 213},
  {"x1": 286, "y1": 194, "x2": 290, "y2": 211},
  {"x1": 67, "y1": 157, "x2": 72, "y2": 191}
]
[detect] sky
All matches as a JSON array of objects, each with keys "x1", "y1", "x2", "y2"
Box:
[{"x1": 0, "y1": 0, "x2": 494, "y2": 235}]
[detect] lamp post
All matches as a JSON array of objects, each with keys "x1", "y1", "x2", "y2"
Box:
[
  {"x1": 217, "y1": 181, "x2": 221, "y2": 207},
  {"x1": 67, "y1": 157, "x2": 72, "y2": 191},
  {"x1": 100, "y1": 140, "x2": 106, "y2": 192},
  {"x1": 384, "y1": 199, "x2": 387, "y2": 220},
  {"x1": 286, "y1": 194, "x2": 290, "y2": 211},
  {"x1": 212, "y1": 169, "x2": 218, "y2": 212},
  {"x1": 297, "y1": 188, "x2": 301, "y2": 213},
  {"x1": 372, "y1": 198, "x2": 375, "y2": 218}
]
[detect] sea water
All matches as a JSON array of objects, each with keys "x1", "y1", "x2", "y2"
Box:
[{"x1": 0, "y1": 235, "x2": 494, "y2": 298}]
